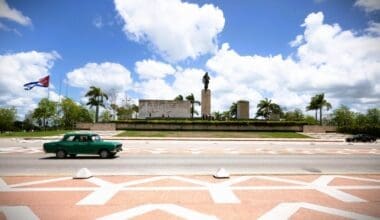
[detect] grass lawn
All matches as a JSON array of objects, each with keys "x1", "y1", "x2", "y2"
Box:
[
  {"x1": 0, "y1": 130, "x2": 69, "y2": 138},
  {"x1": 117, "y1": 130, "x2": 311, "y2": 138}
]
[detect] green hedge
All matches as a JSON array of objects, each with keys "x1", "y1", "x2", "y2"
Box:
[
  {"x1": 338, "y1": 125, "x2": 380, "y2": 137},
  {"x1": 113, "y1": 119, "x2": 307, "y2": 126}
]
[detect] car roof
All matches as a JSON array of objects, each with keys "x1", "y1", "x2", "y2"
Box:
[{"x1": 64, "y1": 132, "x2": 98, "y2": 136}]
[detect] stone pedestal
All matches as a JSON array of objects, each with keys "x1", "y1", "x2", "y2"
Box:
[
  {"x1": 201, "y1": 89, "x2": 211, "y2": 117},
  {"x1": 237, "y1": 100, "x2": 249, "y2": 119}
]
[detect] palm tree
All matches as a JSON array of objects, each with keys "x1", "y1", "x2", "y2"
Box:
[
  {"x1": 306, "y1": 95, "x2": 318, "y2": 122},
  {"x1": 185, "y1": 93, "x2": 200, "y2": 119},
  {"x1": 314, "y1": 93, "x2": 332, "y2": 125},
  {"x1": 131, "y1": 104, "x2": 139, "y2": 119},
  {"x1": 174, "y1": 95, "x2": 184, "y2": 101},
  {"x1": 256, "y1": 98, "x2": 282, "y2": 120},
  {"x1": 85, "y1": 86, "x2": 108, "y2": 123},
  {"x1": 229, "y1": 102, "x2": 237, "y2": 119}
]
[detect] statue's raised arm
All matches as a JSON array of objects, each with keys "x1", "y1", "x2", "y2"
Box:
[{"x1": 202, "y1": 72, "x2": 210, "y2": 90}]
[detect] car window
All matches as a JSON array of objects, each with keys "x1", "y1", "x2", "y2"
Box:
[
  {"x1": 79, "y1": 135, "x2": 88, "y2": 142},
  {"x1": 64, "y1": 135, "x2": 75, "y2": 141},
  {"x1": 91, "y1": 135, "x2": 101, "y2": 142}
]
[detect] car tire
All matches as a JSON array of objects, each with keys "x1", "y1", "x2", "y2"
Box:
[
  {"x1": 56, "y1": 150, "x2": 66, "y2": 159},
  {"x1": 99, "y1": 150, "x2": 110, "y2": 159}
]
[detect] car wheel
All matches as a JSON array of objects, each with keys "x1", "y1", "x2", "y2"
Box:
[
  {"x1": 56, "y1": 150, "x2": 66, "y2": 159},
  {"x1": 69, "y1": 154, "x2": 77, "y2": 158},
  {"x1": 99, "y1": 150, "x2": 110, "y2": 159}
]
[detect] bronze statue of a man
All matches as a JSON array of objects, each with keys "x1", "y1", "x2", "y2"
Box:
[{"x1": 202, "y1": 72, "x2": 210, "y2": 90}]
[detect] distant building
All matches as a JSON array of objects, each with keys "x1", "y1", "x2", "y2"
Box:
[{"x1": 138, "y1": 100, "x2": 191, "y2": 119}]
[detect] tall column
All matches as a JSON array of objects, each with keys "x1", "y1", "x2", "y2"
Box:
[
  {"x1": 201, "y1": 89, "x2": 211, "y2": 117},
  {"x1": 237, "y1": 100, "x2": 249, "y2": 119}
]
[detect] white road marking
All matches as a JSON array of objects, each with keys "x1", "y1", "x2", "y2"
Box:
[
  {"x1": 0, "y1": 206, "x2": 39, "y2": 220},
  {"x1": 10, "y1": 177, "x2": 72, "y2": 187},
  {"x1": 208, "y1": 185, "x2": 240, "y2": 204},
  {"x1": 97, "y1": 204, "x2": 219, "y2": 220},
  {"x1": 258, "y1": 202, "x2": 378, "y2": 220}
]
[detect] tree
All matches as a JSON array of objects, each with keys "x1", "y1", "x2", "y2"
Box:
[
  {"x1": 366, "y1": 108, "x2": 380, "y2": 126},
  {"x1": 33, "y1": 98, "x2": 57, "y2": 130},
  {"x1": 60, "y1": 98, "x2": 92, "y2": 129},
  {"x1": 186, "y1": 93, "x2": 200, "y2": 119},
  {"x1": 174, "y1": 95, "x2": 184, "y2": 101},
  {"x1": 314, "y1": 93, "x2": 332, "y2": 125},
  {"x1": 255, "y1": 98, "x2": 282, "y2": 120},
  {"x1": 284, "y1": 108, "x2": 304, "y2": 121},
  {"x1": 85, "y1": 86, "x2": 108, "y2": 123},
  {"x1": 229, "y1": 102, "x2": 237, "y2": 119},
  {"x1": 306, "y1": 95, "x2": 318, "y2": 121},
  {"x1": 330, "y1": 105, "x2": 355, "y2": 127},
  {"x1": 0, "y1": 107, "x2": 16, "y2": 132},
  {"x1": 213, "y1": 111, "x2": 223, "y2": 120},
  {"x1": 100, "y1": 110, "x2": 112, "y2": 122},
  {"x1": 23, "y1": 110, "x2": 36, "y2": 131}
]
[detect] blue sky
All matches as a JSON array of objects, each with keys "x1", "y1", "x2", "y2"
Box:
[{"x1": 0, "y1": 0, "x2": 379, "y2": 118}]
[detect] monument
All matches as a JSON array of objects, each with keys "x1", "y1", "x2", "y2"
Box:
[
  {"x1": 201, "y1": 72, "x2": 211, "y2": 117},
  {"x1": 139, "y1": 100, "x2": 191, "y2": 119},
  {"x1": 237, "y1": 100, "x2": 250, "y2": 119}
]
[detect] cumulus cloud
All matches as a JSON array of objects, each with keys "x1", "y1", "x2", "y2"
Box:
[
  {"x1": 206, "y1": 12, "x2": 380, "y2": 115},
  {"x1": 133, "y1": 59, "x2": 206, "y2": 112},
  {"x1": 0, "y1": 0, "x2": 32, "y2": 26},
  {"x1": 355, "y1": 0, "x2": 380, "y2": 12},
  {"x1": 114, "y1": 0, "x2": 225, "y2": 62},
  {"x1": 66, "y1": 62, "x2": 133, "y2": 105},
  {"x1": 135, "y1": 59, "x2": 176, "y2": 80},
  {"x1": 0, "y1": 51, "x2": 60, "y2": 117}
]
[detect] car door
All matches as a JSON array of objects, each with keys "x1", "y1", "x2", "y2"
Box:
[
  {"x1": 74, "y1": 135, "x2": 92, "y2": 154},
  {"x1": 60, "y1": 134, "x2": 76, "y2": 153}
]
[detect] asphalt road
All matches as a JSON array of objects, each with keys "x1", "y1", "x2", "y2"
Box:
[
  {"x1": 0, "y1": 139, "x2": 379, "y2": 175},
  {"x1": 0, "y1": 153, "x2": 379, "y2": 175}
]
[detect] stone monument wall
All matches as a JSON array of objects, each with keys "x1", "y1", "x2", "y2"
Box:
[
  {"x1": 139, "y1": 100, "x2": 191, "y2": 119},
  {"x1": 201, "y1": 89, "x2": 211, "y2": 116},
  {"x1": 237, "y1": 100, "x2": 250, "y2": 119}
]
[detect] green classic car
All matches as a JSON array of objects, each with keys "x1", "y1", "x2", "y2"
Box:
[{"x1": 43, "y1": 132, "x2": 122, "y2": 158}]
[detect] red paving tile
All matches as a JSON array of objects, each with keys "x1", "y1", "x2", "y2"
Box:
[
  {"x1": 330, "y1": 177, "x2": 380, "y2": 186},
  {"x1": 1, "y1": 175, "x2": 379, "y2": 219},
  {"x1": 134, "y1": 210, "x2": 183, "y2": 220},
  {"x1": 291, "y1": 208, "x2": 349, "y2": 220},
  {"x1": 0, "y1": 212, "x2": 5, "y2": 220},
  {"x1": 341, "y1": 189, "x2": 380, "y2": 202}
]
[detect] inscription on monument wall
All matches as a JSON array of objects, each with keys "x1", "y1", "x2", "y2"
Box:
[{"x1": 139, "y1": 100, "x2": 191, "y2": 118}]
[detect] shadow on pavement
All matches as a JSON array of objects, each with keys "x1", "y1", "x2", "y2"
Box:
[{"x1": 39, "y1": 155, "x2": 120, "y2": 160}]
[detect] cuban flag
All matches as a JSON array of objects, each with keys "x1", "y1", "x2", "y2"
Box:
[{"x1": 24, "y1": 75, "x2": 50, "y2": 90}]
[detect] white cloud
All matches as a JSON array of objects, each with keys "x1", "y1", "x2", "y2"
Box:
[
  {"x1": 93, "y1": 16, "x2": 103, "y2": 29},
  {"x1": 289, "y1": 35, "x2": 304, "y2": 47},
  {"x1": 206, "y1": 11, "x2": 380, "y2": 114},
  {"x1": 366, "y1": 22, "x2": 380, "y2": 36},
  {"x1": 114, "y1": 0, "x2": 225, "y2": 62},
  {"x1": 66, "y1": 62, "x2": 133, "y2": 106},
  {"x1": 355, "y1": 0, "x2": 380, "y2": 12},
  {"x1": 0, "y1": 0, "x2": 31, "y2": 26},
  {"x1": 133, "y1": 67, "x2": 210, "y2": 118},
  {"x1": 135, "y1": 59, "x2": 176, "y2": 80},
  {"x1": 0, "y1": 51, "x2": 60, "y2": 117}
]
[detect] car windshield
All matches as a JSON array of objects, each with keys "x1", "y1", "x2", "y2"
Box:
[
  {"x1": 62, "y1": 135, "x2": 75, "y2": 141},
  {"x1": 91, "y1": 135, "x2": 102, "y2": 142}
]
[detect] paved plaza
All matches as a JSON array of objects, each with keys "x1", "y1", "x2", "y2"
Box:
[{"x1": 1, "y1": 174, "x2": 380, "y2": 219}]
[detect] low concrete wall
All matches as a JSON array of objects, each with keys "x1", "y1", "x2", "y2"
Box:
[
  {"x1": 116, "y1": 123, "x2": 303, "y2": 131},
  {"x1": 76, "y1": 122, "x2": 322, "y2": 132},
  {"x1": 303, "y1": 125, "x2": 337, "y2": 133},
  {"x1": 76, "y1": 123, "x2": 116, "y2": 131}
]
